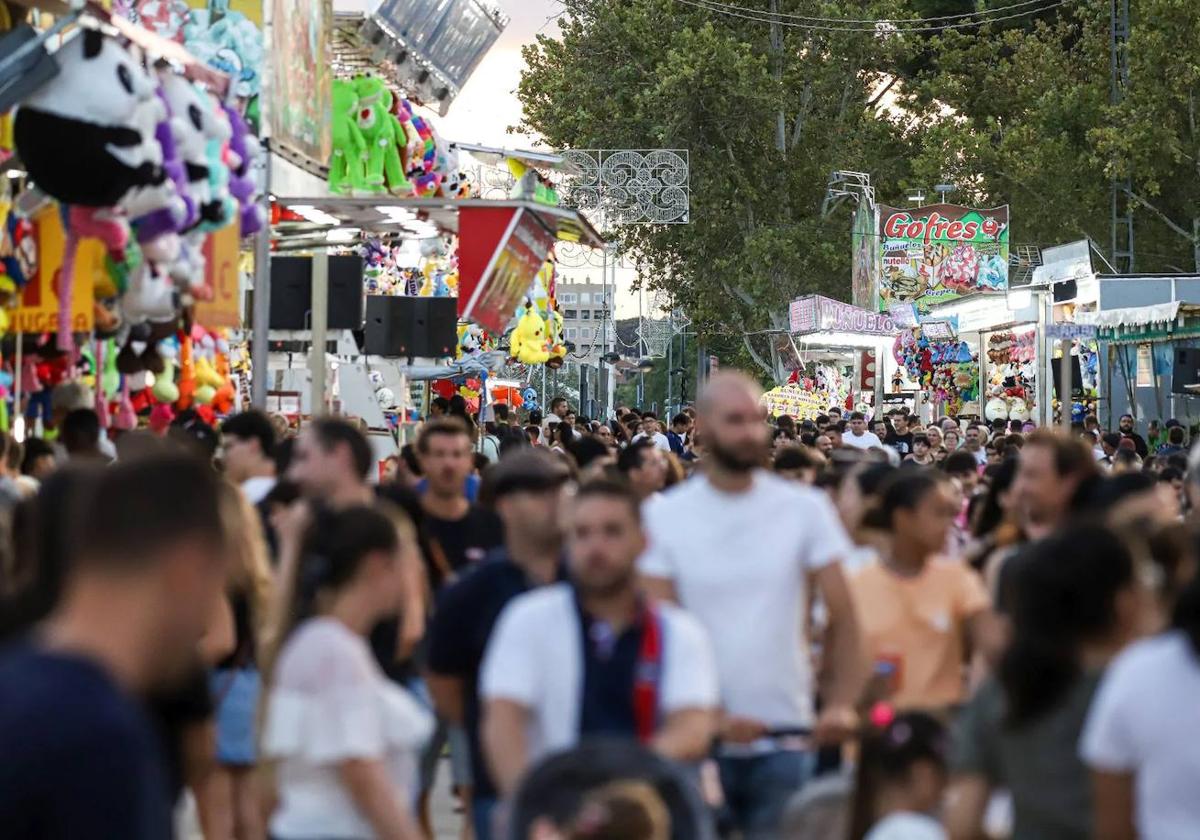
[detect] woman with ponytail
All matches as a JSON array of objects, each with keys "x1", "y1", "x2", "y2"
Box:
[
  {"x1": 261, "y1": 504, "x2": 432, "y2": 840},
  {"x1": 945, "y1": 524, "x2": 1139, "y2": 840},
  {"x1": 1082, "y1": 536, "x2": 1200, "y2": 840}
]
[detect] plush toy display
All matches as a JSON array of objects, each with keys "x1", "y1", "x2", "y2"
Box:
[{"x1": 509, "y1": 304, "x2": 550, "y2": 364}]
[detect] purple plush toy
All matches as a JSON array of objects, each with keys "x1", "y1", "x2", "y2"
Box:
[
  {"x1": 133, "y1": 88, "x2": 198, "y2": 260},
  {"x1": 222, "y1": 102, "x2": 264, "y2": 236}
]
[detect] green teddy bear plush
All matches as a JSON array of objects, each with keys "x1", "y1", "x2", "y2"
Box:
[
  {"x1": 329, "y1": 78, "x2": 367, "y2": 195},
  {"x1": 354, "y1": 76, "x2": 411, "y2": 195}
]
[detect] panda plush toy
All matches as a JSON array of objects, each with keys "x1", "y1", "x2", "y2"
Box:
[{"x1": 15, "y1": 29, "x2": 165, "y2": 208}]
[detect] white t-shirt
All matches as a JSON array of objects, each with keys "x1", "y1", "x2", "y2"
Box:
[
  {"x1": 865, "y1": 812, "x2": 946, "y2": 840},
  {"x1": 639, "y1": 472, "x2": 853, "y2": 730},
  {"x1": 241, "y1": 475, "x2": 276, "y2": 505},
  {"x1": 480, "y1": 583, "x2": 718, "y2": 765},
  {"x1": 1081, "y1": 631, "x2": 1200, "y2": 840},
  {"x1": 842, "y1": 431, "x2": 884, "y2": 450},
  {"x1": 264, "y1": 618, "x2": 434, "y2": 839},
  {"x1": 632, "y1": 431, "x2": 672, "y2": 452}
]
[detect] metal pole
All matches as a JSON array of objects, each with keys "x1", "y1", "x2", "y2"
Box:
[
  {"x1": 250, "y1": 153, "x2": 272, "y2": 408},
  {"x1": 667, "y1": 325, "x2": 673, "y2": 416},
  {"x1": 601, "y1": 245, "x2": 609, "y2": 418},
  {"x1": 13, "y1": 331, "x2": 22, "y2": 439},
  {"x1": 1060, "y1": 339, "x2": 1073, "y2": 430},
  {"x1": 309, "y1": 252, "x2": 328, "y2": 415},
  {"x1": 697, "y1": 341, "x2": 706, "y2": 397}
]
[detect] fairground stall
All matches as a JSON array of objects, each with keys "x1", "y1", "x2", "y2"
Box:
[
  {"x1": 766, "y1": 294, "x2": 898, "y2": 419},
  {"x1": 0, "y1": 1, "x2": 259, "y2": 439},
  {"x1": 1078, "y1": 274, "x2": 1200, "y2": 427},
  {"x1": 848, "y1": 199, "x2": 1020, "y2": 423}
]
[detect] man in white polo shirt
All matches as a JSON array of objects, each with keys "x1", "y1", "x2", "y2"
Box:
[
  {"x1": 480, "y1": 479, "x2": 718, "y2": 797},
  {"x1": 640, "y1": 372, "x2": 866, "y2": 840}
]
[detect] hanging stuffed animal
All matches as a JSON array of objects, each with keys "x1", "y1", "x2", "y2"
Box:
[
  {"x1": 222, "y1": 102, "x2": 264, "y2": 235},
  {"x1": 521, "y1": 386, "x2": 539, "y2": 413},
  {"x1": 329, "y1": 78, "x2": 366, "y2": 195},
  {"x1": 15, "y1": 30, "x2": 171, "y2": 350},
  {"x1": 354, "y1": 77, "x2": 409, "y2": 195},
  {"x1": 15, "y1": 29, "x2": 164, "y2": 209},
  {"x1": 134, "y1": 87, "x2": 197, "y2": 263},
  {"x1": 509, "y1": 304, "x2": 550, "y2": 365}
]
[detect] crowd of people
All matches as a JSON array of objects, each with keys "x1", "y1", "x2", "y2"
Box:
[{"x1": 2, "y1": 372, "x2": 1200, "y2": 840}]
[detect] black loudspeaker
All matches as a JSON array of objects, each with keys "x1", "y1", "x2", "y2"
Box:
[
  {"x1": 1172, "y1": 348, "x2": 1200, "y2": 394},
  {"x1": 1050, "y1": 355, "x2": 1085, "y2": 398},
  {"x1": 268, "y1": 256, "x2": 365, "y2": 330},
  {"x1": 364, "y1": 296, "x2": 458, "y2": 358}
]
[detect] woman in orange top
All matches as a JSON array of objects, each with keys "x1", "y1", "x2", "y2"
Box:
[{"x1": 851, "y1": 471, "x2": 992, "y2": 712}]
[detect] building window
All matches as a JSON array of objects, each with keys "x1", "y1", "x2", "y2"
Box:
[
  {"x1": 565, "y1": 309, "x2": 578, "y2": 319},
  {"x1": 560, "y1": 293, "x2": 577, "y2": 304},
  {"x1": 580, "y1": 310, "x2": 591, "y2": 319},
  {"x1": 580, "y1": 293, "x2": 591, "y2": 304},
  {"x1": 566, "y1": 328, "x2": 577, "y2": 340},
  {"x1": 594, "y1": 309, "x2": 605, "y2": 320}
]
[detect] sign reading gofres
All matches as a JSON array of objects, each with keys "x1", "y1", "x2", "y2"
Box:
[{"x1": 877, "y1": 204, "x2": 1009, "y2": 311}]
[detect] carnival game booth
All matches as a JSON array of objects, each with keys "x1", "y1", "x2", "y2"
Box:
[
  {"x1": 1078, "y1": 275, "x2": 1200, "y2": 428},
  {"x1": 0, "y1": 2, "x2": 269, "y2": 436},
  {"x1": 268, "y1": 196, "x2": 605, "y2": 435},
  {"x1": 775, "y1": 294, "x2": 899, "y2": 418},
  {"x1": 914, "y1": 291, "x2": 1042, "y2": 426}
]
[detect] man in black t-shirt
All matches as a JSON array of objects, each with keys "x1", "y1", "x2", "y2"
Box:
[
  {"x1": 0, "y1": 456, "x2": 227, "y2": 839},
  {"x1": 426, "y1": 450, "x2": 571, "y2": 840},
  {"x1": 890, "y1": 412, "x2": 915, "y2": 457},
  {"x1": 416, "y1": 419, "x2": 504, "y2": 587}
]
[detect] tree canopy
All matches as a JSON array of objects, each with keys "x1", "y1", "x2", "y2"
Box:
[{"x1": 518, "y1": 0, "x2": 1200, "y2": 381}]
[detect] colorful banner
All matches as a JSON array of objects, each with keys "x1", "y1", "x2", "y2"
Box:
[
  {"x1": 851, "y1": 201, "x2": 878, "y2": 311},
  {"x1": 15, "y1": 207, "x2": 96, "y2": 334},
  {"x1": 195, "y1": 220, "x2": 241, "y2": 328},
  {"x1": 459, "y1": 207, "x2": 557, "y2": 334},
  {"x1": 877, "y1": 204, "x2": 1009, "y2": 311},
  {"x1": 760, "y1": 383, "x2": 830, "y2": 420},
  {"x1": 268, "y1": 0, "x2": 331, "y2": 162}
]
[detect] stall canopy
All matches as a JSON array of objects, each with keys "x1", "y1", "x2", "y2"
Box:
[
  {"x1": 789, "y1": 294, "x2": 898, "y2": 348},
  {"x1": 1078, "y1": 302, "x2": 1200, "y2": 343}
]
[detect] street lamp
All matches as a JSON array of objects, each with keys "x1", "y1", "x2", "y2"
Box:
[{"x1": 636, "y1": 358, "x2": 656, "y2": 373}]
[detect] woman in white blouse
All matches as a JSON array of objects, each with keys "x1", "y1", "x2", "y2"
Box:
[{"x1": 262, "y1": 504, "x2": 431, "y2": 840}]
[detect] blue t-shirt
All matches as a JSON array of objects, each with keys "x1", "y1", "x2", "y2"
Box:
[{"x1": 0, "y1": 644, "x2": 173, "y2": 839}]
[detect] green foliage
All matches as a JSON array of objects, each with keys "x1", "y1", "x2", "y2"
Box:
[
  {"x1": 519, "y1": 0, "x2": 921, "y2": 373},
  {"x1": 519, "y1": 0, "x2": 1200, "y2": 380},
  {"x1": 905, "y1": 0, "x2": 1200, "y2": 270}
]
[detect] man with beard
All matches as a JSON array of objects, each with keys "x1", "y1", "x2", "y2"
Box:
[
  {"x1": 639, "y1": 372, "x2": 866, "y2": 840},
  {"x1": 480, "y1": 480, "x2": 718, "y2": 797}
]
